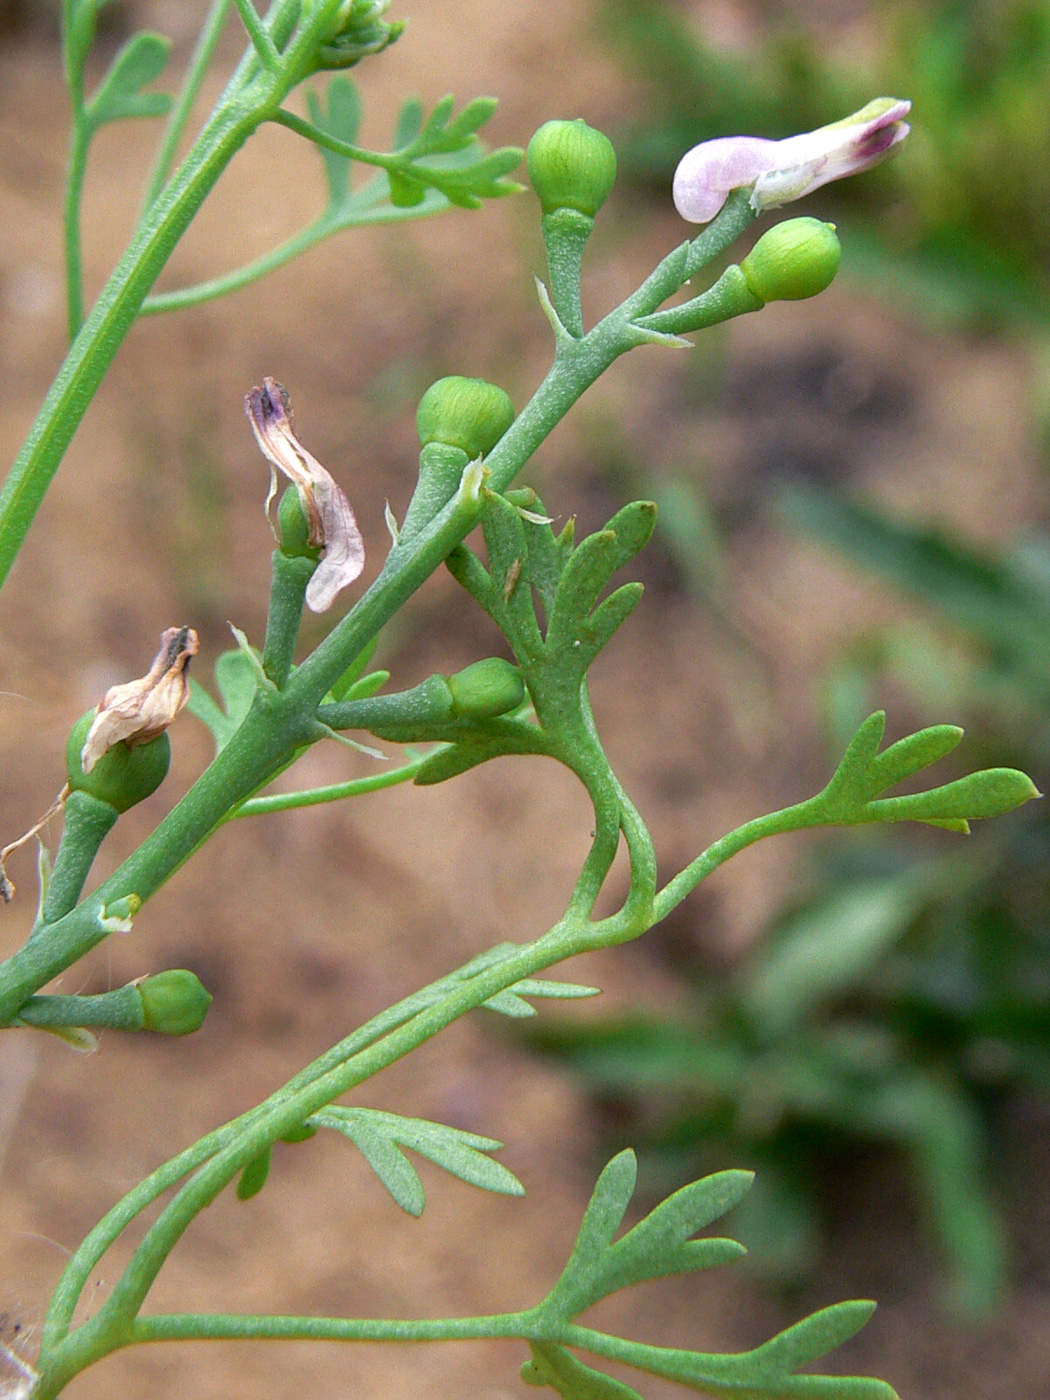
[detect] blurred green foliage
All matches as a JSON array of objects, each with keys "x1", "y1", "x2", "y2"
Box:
[{"x1": 604, "y1": 0, "x2": 1050, "y2": 330}]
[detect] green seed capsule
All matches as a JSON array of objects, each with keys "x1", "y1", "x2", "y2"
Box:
[
  {"x1": 137, "y1": 969, "x2": 213, "y2": 1035},
  {"x1": 740, "y1": 218, "x2": 841, "y2": 303},
  {"x1": 527, "y1": 119, "x2": 617, "y2": 218},
  {"x1": 277, "y1": 485, "x2": 321, "y2": 559},
  {"x1": 417, "y1": 377, "x2": 515, "y2": 458},
  {"x1": 448, "y1": 658, "x2": 526, "y2": 719},
  {"x1": 67, "y1": 710, "x2": 172, "y2": 814}
]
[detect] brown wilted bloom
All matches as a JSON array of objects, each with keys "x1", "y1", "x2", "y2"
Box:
[
  {"x1": 245, "y1": 378, "x2": 365, "y2": 613},
  {"x1": 81, "y1": 627, "x2": 199, "y2": 774}
]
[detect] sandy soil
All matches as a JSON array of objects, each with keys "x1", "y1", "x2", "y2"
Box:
[{"x1": 1, "y1": 3, "x2": 1049, "y2": 1397}]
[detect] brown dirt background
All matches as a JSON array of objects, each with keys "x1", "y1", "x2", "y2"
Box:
[{"x1": 1, "y1": 2, "x2": 1049, "y2": 1396}]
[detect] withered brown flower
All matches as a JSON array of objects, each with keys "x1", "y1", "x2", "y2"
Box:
[
  {"x1": 81, "y1": 627, "x2": 199, "y2": 773},
  {"x1": 245, "y1": 379, "x2": 365, "y2": 612}
]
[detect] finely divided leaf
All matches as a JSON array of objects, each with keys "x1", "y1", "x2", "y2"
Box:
[
  {"x1": 599, "y1": 1170, "x2": 751, "y2": 1293},
  {"x1": 542, "y1": 1151, "x2": 638, "y2": 1318},
  {"x1": 312, "y1": 1107, "x2": 523, "y2": 1216},
  {"x1": 816, "y1": 711, "x2": 1039, "y2": 830},
  {"x1": 547, "y1": 504, "x2": 656, "y2": 652}
]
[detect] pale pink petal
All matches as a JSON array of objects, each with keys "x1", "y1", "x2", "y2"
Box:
[
  {"x1": 305, "y1": 472, "x2": 367, "y2": 612},
  {"x1": 673, "y1": 135, "x2": 779, "y2": 222},
  {"x1": 673, "y1": 98, "x2": 911, "y2": 224}
]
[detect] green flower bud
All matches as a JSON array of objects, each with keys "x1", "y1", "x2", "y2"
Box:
[
  {"x1": 67, "y1": 709, "x2": 171, "y2": 814},
  {"x1": 417, "y1": 377, "x2": 515, "y2": 458},
  {"x1": 740, "y1": 218, "x2": 841, "y2": 303},
  {"x1": 277, "y1": 485, "x2": 321, "y2": 560},
  {"x1": 316, "y1": 0, "x2": 404, "y2": 70},
  {"x1": 527, "y1": 119, "x2": 617, "y2": 217},
  {"x1": 137, "y1": 969, "x2": 212, "y2": 1036},
  {"x1": 448, "y1": 658, "x2": 525, "y2": 719}
]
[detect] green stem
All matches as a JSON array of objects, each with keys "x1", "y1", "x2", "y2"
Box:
[
  {"x1": 16, "y1": 984, "x2": 144, "y2": 1031},
  {"x1": 40, "y1": 790, "x2": 119, "y2": 926},
  {"x1": 229, "y1": 750, "x2": 437, "y2": 816},
  {"x1": 0, "y1": 97, "x2": 259, "y2": 595},
  {"x1": 231, "y1": 0, "x2": 281, "y2": 70},
  {"x1": 141, "y1": 190, "x2": 448, "y2": 312},
  {"x1": 64, "y1": 122, "x2": 90, "y2": 340},
  {"x1": 652, "y1": 795, "x2": 822, "y2": 923},
  {"x1": 272, "y1": 107, "x2": 410, "y2": 176},
  {"x1": 132, "y1": 1310, "x2": 527, "y2": 1344},
  {"x1": 42, "y1": 955, "x2": 500, "y2": 1351},
  {"x1": 541, "y1": 208, "x2": 592, "y2": 338},
  {"x1": 0, "y1": 193, "x2": 756, "y2": 1019},
  {"x1": 263, "y1": 551, "x2": 316, "y2": 687},
  {"x1": 142, "y1": 0, "x2": 234, "y2": 212},
  {"x1": 79, "y1": 929, "x2": 588, "y2": 1346},
  {"x1": 0, "y1": 0, "x2": 354, "y2": 597}
]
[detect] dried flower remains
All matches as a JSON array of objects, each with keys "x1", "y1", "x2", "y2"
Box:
[{"x1": 245, "y1": 378, "x2": 366, "y2": 612}]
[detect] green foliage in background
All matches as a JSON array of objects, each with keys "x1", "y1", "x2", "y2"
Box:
[{"x1": 603, "y1": 0, "x2": 1050, "y2": 330}]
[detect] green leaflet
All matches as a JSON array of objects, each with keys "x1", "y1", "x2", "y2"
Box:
[
  {"x1": 814, "y1": 710, "x2": 1039, "y2": 831},
  {"x1": 523, "y1": 1342, "x2": 644, "y2": 1400},
  {"x1": 85, "y1": 32, "x2": 173, "y2": 131},
  {"x1": 540, "y1": 1152, "x2": 748, "y2": 1323},
  {"x1": 311, "y1": 1107, "x2": 524, "y2": 1217},
  {"x1": 482, "y1": 977, "x2": 601, "y2": 1019},
  {"x1": 307, "y1": 75, "x2": 363, "y2": 206},
  {"x1": 236, "y1": 1147, "x2": 273, "y2": 1202},
  {"x1": 188, "y1": 647, "x2": 260, "y2": 753}
]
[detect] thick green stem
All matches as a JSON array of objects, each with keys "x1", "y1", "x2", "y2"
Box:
[
  {"x1": 541, "y1": 207, "x2": 593, "y2": 338},
  {"x1": 0, "y1": 0, "x2": 357, "y2": 596},
  {"x1": 40, "y1": 790, "x2": 119, "y2": 926},
  {"x1": 262, "y1": 551, "x2": 316, "y2": 687},
  {"x1": 16, "y1": 984, "x2": 144, "y2": 1031},
  {"x1": 0, "y1": 197, "x2": 756, "y2": 1023}
]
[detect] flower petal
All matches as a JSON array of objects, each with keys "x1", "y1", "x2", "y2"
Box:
[
  {"x1": 673, "y1": 98, "x2": 911, "y2": 224},
  {"x1": 673, "y1": 135, "x2": 780, "y2": 223}
]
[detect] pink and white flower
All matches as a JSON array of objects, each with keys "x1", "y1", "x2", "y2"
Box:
[{"x1": 672, "y1": 97, "x2": 911, "y2": 225}]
